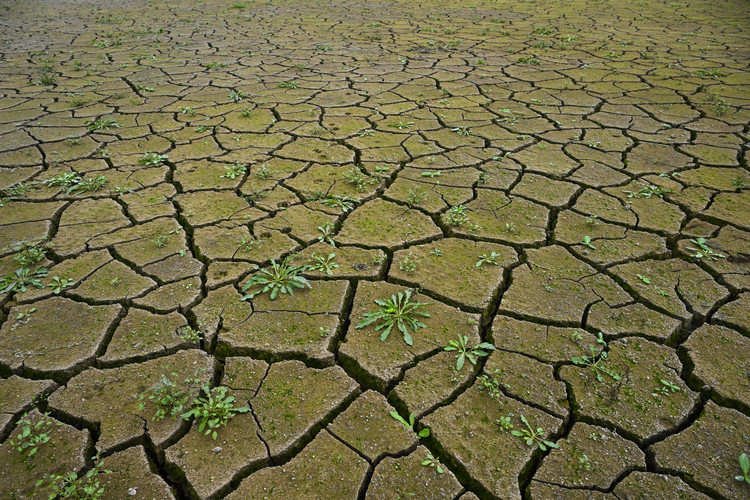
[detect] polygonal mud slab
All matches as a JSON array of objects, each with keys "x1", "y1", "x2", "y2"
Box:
[
  {"x1": 51, "y1": 199, "x2": 131, "y2": 257},
  {"x1": 490, "y1": 316, "x2": 601, "y2": 363},
  {"x1": 703, "y1": 190, "x2": 750, "y2": 230},
  {"x1": 87, "y1": 217, "x2": 188, "y2": 268},
  {"x1": 499, "y1": 246, "x2": 629, "y2": 324},
  {"x1": 445, "y1": 190, "x2": 549, "y2": 245},
  {"x1": 336, "y1": 199, "x2": 442, "y2": 249},
  {"x1": 48, "y1": 350, "x2": 213, "y2": 452},
  {"x1": 290, "y1": 242, "x2": 386, "y2": 279},
  {"x1": 391, "y1": 350, "x2": 478, "y2": 419},
  {"x1": 611, "y1": 258, "x2": 729, "y2": 321},
  {"x1": 340, "y1": 281, "x2": 480, "y2": 392},
  {"x1": 0, "y1": 297, "x2": 120, "y2": 377},
  {"x1": 612, "y1": 471, "x2": 710, "y2": 500},
  {"x1": 166, "y1": 410, "x2": 268, "y2": 499},
  {"x1": 587, "y1": 302, "x2": 682, "y2": 343},
  {"x1": 560, "y1": 337, "x2": 698, "y2": 442},
  {"x1": 365, "y1": 445, "x2": 464, "y2": 500},
  {"x1": 423, "y1": 382, "x2": 563, "y2": 499},
  {"x1": 192, "y1": 285, "x2": 254, "y2": 348},
  {"x1": 534, "y1": 422, "x2": 644, "y2": 489},
  {"x1": 484, "y1": 349, "x2": 568, "y2": 418},
  {"x1": 252, "y1": 360, "x2": 359, "y2": 458},
  {"x1": 328, "y1": 390, "x2": 418, "y2": 461},
  {"x1": 0, "y1": 410, "x2": 90, "y2": 500},
  {"x1": 683, "y1": 324, "x2": 750, "y2": 410},
  {"x1": 100, "y1": 308, "x2": 189, "y2": 365},
  {"x1": 217, "y1": 280, "x2": 349, "y2": 365},
  {"x1": 276, "y1": 137, "x2": 355, "y2": 164},
  {"x1": 0, "y1": 375, "x2": 55, "y2": 433},
  {"x1": 389, "y1": 238, "x2": 516, "y2": 315},
  {"x1": 226, "y1": 430, "x2": 368, "y2": 499},
  {"x1": 72, "y1": 259, "x2": 157, "y2": 301},
  {"x1": 650, "y1": 401, "x2": 750, "y2": 500},
  {"x1": 680, "y1": 225, "x2": 750, "y2": 291},
  {"x1": 527, "y1": 482, "x2": 611, "y2": 499},
  {"x1": 175, "y1": 190, "x2": 263, "y2": 228},
  {"x1": 713, "y1": 293, "x2": 750, "y2": 334},
  {"x1": 99, "y1": 446, "x2": 175, "y2": 499},
  {"x1": 132, "y1": 276, "x2": 202, "y2": 312},
  {"x1": 256, "y1": 204, "x2": 338, "y2": 244}
]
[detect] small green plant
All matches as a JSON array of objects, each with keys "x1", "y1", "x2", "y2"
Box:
[
  {"x1": 179, "y1": 326, "x2": 202, "y2": 344},
  {"x1": 139, "y1": 152, "x2": 168, "y2": 166},
  {"x1": 736, "y1": 453, "x2": 750, "y2": 484},
  {"x1": 444, "y1": 335, "x2": 495, "y2": 371},
  {"x1": 658, "y1": 379, "x2": 681, "y2": 396},
  {"x1": 398, "y1": 252, "x2": 421, "y2": 272},
  {"x1": 388, "y1": 121, "x2": 414, "y2": 130},
  {"x1": 42, "y1": 172, "x2": 82, "y2": 188},
  {"x1": 308, "y1": 252, "x2": 338, "y2": 275},
  {"x1": 444, "y1": 205, "x2": 470, "y2": 227},
  {"x1": 321, "y1": 195, "x2": 358, "y2": 212},
  {"x1": 6, "y1": 240, "x2": 47, "y2": 267},
  {"x1": 241, "y1": 258, "x2": 311, "y2": 300},
  {"x1": 16, "y1": 307, "x2": 36, "y2": 320},
  {"x1": 624, "y1": 182, "x2": 672, "y2": 199},
  {"x1": 36, "y1": 459, "x2": 111, "y2": 499},
  {"x1": 517, "y1": 57, "x2": 541, "y2": 64},
  {"x1": 180, "y1": 106, "x2": 196, "y2": 116},
  {"x1": 581, "y1": 236, "x2": 596, "y2": 250},
  {"x1": 317, "y1": 222, "x2": 336, "y2": 247},
  {"x1": 358, "y1": 129, "x2": 375, "y2": 137},
  {"x1": 686, "y1": 238, "x2": 725, "y2": 261},
  {"x1": 256, "y1": 164, "x2": 273, "y2": 179},
  {"x1": 421, "y1": 171, "x2": 441, "y2": 178},
  {"x1": 136, "y1": 373, "x2": 198, "y2": 422},
  {"x1": 356, "y1": 289, "x2": 431, "y2": 345},
  {"x1": 696, "y1": 68, "x2": 726, "y2": 79},
  {"x1": 153, "y1": 235, "x2": 168, "y2": 248},
  {"x1": 421, "y1": 453, "x2": 444, "y2": 474},
  {"x1": 406, "y1": 187, "x2": 427, "y2": 207},
  {"x1": 181, "y1": 385, "x2": 250, "y2": 439},
  {"x1": 220, "y1": 162, "x2": 247, "y2": 179},
  {"x1": 429, "y1": 248, "x2": 442, "y2": 257},
  {"x1": 451, "y1": 125, "x2": 472, "y2": 136},
  {"x1": 389, "y1": 411, "x2": 431, "y2": 437},
  {"x1": 9, "y1": 412, "x2": 60, "y2": 460},
  {"x1": 475, "y1": 252, "x2": 501, "y2": 267},
  {"x1": 732, "y1": 176, "x2": 748, "y2": 190},
  {"x1": 571, "y1": 333, "x2": 621, "y2": 382},
  {"x1": 48, "y1": 276, "x2": 74, "y2": 294},
  {"x1": 579, "y1": 454, "x2": 591, "y2": 471},
  {"x1": 66, "y1": 175, "x2": 107, "y2": 195},
  {"x1": 0, "y1": 267, "x2": 49, "y2": 293},
  {"x1": 239, "y1": 106, "x2": 253, "y2": 118},
  {"x1": 85, "y1": 116, "x2": 119, "y2": 131},
  {"x1": 228, "y1": 89, "x2": 245, "y2": 102},
  {"x1": 511, "y1": 414, "x2": 559, "y2": 451},
  {"x1": 343, "y1": 167, "x2": 376, "y2": 192},
  {"x1": 278, "y1": 81, "x2": 298, "y2": 88},
  {"x1": 237, "y1": 236, "x2": 261, "y2": 253}
]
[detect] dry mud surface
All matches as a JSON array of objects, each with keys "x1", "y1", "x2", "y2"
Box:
[{"x1": 0, "y1": 0, "x2": 748, "y2": 498}]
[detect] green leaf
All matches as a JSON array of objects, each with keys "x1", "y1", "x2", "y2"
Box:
[
  {"x1": 456, "y1": 353, "x2": 465, "y2": 371},
  {"x1": 418, "y1": 428, "x2": 430, "y2": 438}
]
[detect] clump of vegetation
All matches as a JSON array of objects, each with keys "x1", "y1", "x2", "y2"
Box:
[
  {"x1": 139, "y1": 152, "x2": 169, "y2": 166},
  {"x1": 511, "y1": 414, "x2": 559, "y2": 451},
  {"x1": 624, "y1": 181, "x2": 672, "y2": 199},
  {"x1": 36, "y1": 458, "x2": 111, "y2": 500},
  {"x1": 389, "y1": 411, "x2": 430, "y2": 438},
  {"x1": 475, "y1": 251, "x2": 502, "y2": 267},
  {"x1": 136, "y1": 373, "x2": 200, "y2": 422},
  {"x1": 317, "y1": 222, "x2": 336, "y2": 247},
  {"x1": 241, "y1": 258, "x2": 311, "y2": 300},
  {"x1": 356, "y1": 289, "x2": 431, "y2": 345},
  {"x1": 85, "y1": 115, "x2": 120, "y2": 131},
  {"x1": 308, "y1": 252, "x2": 338, "y2": 275},
  {"x1": 444, "y1": 205, "x2": 470, "y2": 227},
  {"x1": 10, "y1": 412, "x2": 60, "y2": 460},
  {"x1": 0, "y1": 267, "x2": 49, "y2": 293},
  {"x1": 686, "y1": 238, "x2": 725, "y2": 261},
  {"x1": 343, "y1": 167, "x2": 376, "y2": 192},
  {"x1": 321, "y1": 194, "x2": 359, "y2": 212},
  {"x1": 220, "y1": 162, "x2": 247, "y2": 179},
  {"x1": 398, "y1": 252, "x2": 421, "y2": 272},
  {"x1": 421, "y1": 453, "x2": 444, "y2": 474},
  {"x1": 444, "y1": 335, "x2": 495, "y2": 371},
  {"x1": 181, "y1": 385, "x2": 250, "y2": 440},
  {"x1": 571, "y1": 333, "x2": 621, "y2": 382},
  {"x1": 66, "y1": 175, "x2": 108, "y2": 195}
]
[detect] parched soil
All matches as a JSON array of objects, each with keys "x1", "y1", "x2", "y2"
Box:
[{"x1": 0, "y1": 0, "x2": 748, "y2": 498}]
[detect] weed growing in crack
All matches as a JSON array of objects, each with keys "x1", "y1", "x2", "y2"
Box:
[
  {"x1": 343, "y1": 167, "x2": 376, "y2": 192},
  {"x1": 388, "y1": 120, "x2": 414, "y2": 130},
  {"x1": 47, "y1": 276, "x2": 74, "y2": 294},
  {"x1": 445, "y1": 335, "x2": 495, "y2": 371},
  {"x1": 444, "y1": 205, "x2": 470, "y2": 227},
  {"x1": 317, "y1": 222, "x2": 336, "y2": 247},
  {"x1": 237, "y1": 236, "x2": 261, "y2": 253},
  {"x1": 406, "y1": 187, "x2": 427, "y2": 207},
  {"x1": 732, "y1": 176, "x2": 748, "y2": 190},
  {"x1": 136, "y1": 373, "x2": 201, "y2": 422},
  {"x1": 85, "y1": 115, "x2": 120, "y2": 131},
  {"x1": 511, "y1": 414, "x2": 559, "y2": 451},
  {"x1": 356, "y1": 289, "x2": 431, "y2": 345},
  {"x1": 624, "y1": 181, "x2": 672, "y2": 199},
  {"x1": 358, "y1": 129, "x2": 375, "y2": 137},
  {"x1": 241, "y1": 258, "x2": 311, "y2": 300},
  {"x1": 451, "y1": 125, "x2": 472, "y2": 136},
  {"x1": 256, "y1": 164, "x2": 274, "y2": 179},
  {"x1": 0, "y1": 267, "x2": 49, "y2": 294},
  {"x1": 278, "y1": 80, "x2": 298, "y2": 88},
  {"x1": 228, "y1": 89, "x2": 245, "y2": 102},
  {"x1": 475, "y1": 252, "x2": 502, "y2": 267},
  {"x1": 182, "y1": 385, "x2": 250, "y2": 440},
  {"x1": 179, "y1": 326, "x2": 203, "y2": 345},
  {"x1": 220, "y1": 162, "x2": 247, "y2": 179},
  {"x1": 421, "y1": 453, "x2": 444, "y2": 474},
  {"x1": 696, "y1": 68, "x2": 726, "y2": 79},
  {"x1": 308, "y1": 252, "x2": 338, "y2": 275},
  {"x1": 686, "y1": 238, "x2": 725, "y2": 261},
  {"x1": 581, "y1": 236, "x2": 596, "y2": 250},
  {"x1": 5, "y1": 240, "x2": 47, "y2": 267},
  {"x1": 66, "y1": 175, "x2": 108, "y2": 195},
  {"x1": 139, "y1": 152, "x2": 168, "y2": 166},
  {"x1": 321, "y1": 194, "x2": 359, "y2": 212},
  {"x1": 9, "y1": 412, "x2": 60, "y2": 461},
  {"x1": 36, "y1": 457, "x2": 111, "y2": 500},
  {"x1": 42, "y1": 172, "x2": 82, "y2": 188},
  {"x1": 390, "y1": 411, "x2": 430, "y2": 438},
  {"x1": 571, "y1": 333, "x2": 621, "y2": 382}
]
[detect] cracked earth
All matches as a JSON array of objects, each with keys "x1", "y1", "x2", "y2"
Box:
[{"x1": 0, "y1": 0, "x2": 748, "y2": 498}]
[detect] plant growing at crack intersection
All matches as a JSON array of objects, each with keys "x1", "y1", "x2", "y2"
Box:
[
  {"x1": 571, "y1": 333, "x2": 621, "y2": 382},
  {"x1": 356, "y1": 289, "x2": 431, "y2": 345},
  {"x1": 181, "y1": 385, "x2": 250, "y2": 440},
  {"x1": 241, "y1": 258, "x2": 311, "y2": 300},
  {"x1": 389, "y1": 411, "x2": 430, "y2": 438}
]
